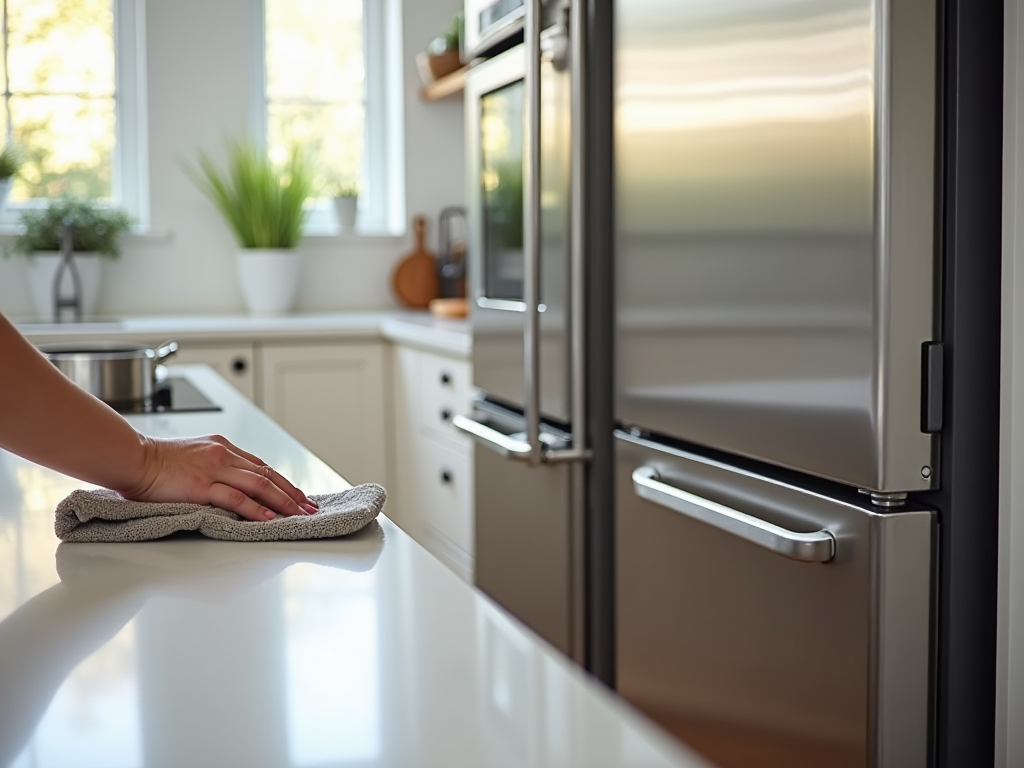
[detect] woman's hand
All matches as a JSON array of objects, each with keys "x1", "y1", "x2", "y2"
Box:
[{"x1": 119, "y1": 434, "x2": 318, "y2": 521}]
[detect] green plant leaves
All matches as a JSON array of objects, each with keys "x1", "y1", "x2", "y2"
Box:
[
  {"x1": 8, "y1": 194, "x2": 132, "y2": 258},
  {"x1": 182, "y1": 138, "x2": 315, "y2": 249}
]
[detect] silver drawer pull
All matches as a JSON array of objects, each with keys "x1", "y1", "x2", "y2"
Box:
[
  {"x1": 632, "y1": 466, "x2": 835, "y2": 563},
  {"x1": 453, "y1": 414, "x2": 533, "y2": 460}
]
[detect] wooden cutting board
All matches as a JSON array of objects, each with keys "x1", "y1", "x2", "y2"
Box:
[{"x1": 392, "y1": 215, "x2": 439, "y2": 309}]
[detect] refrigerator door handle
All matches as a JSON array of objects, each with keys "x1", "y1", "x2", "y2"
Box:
[
  {"x1": 631, "y1": 466, "x2": 836, "y2": 563},
  {"x1": 453, "y1": 413, "x2": 534, "y2": 460}
]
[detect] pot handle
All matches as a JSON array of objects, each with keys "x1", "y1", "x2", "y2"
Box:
[{"x1": 155, "y1": 340, "x2": 178, "y2": 362}]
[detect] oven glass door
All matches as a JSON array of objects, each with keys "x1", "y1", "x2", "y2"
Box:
[
  {"x1": 466, "y1": 41, "x2": 572, "y2": 421},
  {"x1": 481, "y1": 80, "x2": 525, "y2": 301}
]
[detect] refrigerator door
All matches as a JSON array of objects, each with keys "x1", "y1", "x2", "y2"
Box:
[
  {"x1": 466, "y1": 35, "x2": 573, "y2": 422},
  {"x1": 614, "y1": 0, "x2": 938, "y2": 493},
  {"x1": 615, "y1": 432, "x2": 934, "y2": 768}
]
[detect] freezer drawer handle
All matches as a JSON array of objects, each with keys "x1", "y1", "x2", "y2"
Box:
[
  {"x1": 453, "y1": 413, "x2": 586, "y2": 463},
  {"x1": 632, "y1": 466, "x2": 836, "y2": 563},
  {"x1": 452, "y1": 414, "x2": 533, "y2": 460}
]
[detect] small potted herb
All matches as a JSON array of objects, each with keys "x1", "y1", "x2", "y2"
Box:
[
  {"x1": 426, "y1": 12, "x2": 464, "y2": 80},
  {"x1": 6, "y1": 194, "x2": 132, "y2": 318},
  {"x1": 329, "y1": 178, "x2": 360, "y2": 231}
]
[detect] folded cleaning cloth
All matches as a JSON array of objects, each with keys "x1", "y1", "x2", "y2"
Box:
[{"x1": 54, "y1": 484, "x2": 386, "y2": 543}]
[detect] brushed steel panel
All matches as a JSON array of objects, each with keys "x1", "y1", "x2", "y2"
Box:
[
  {"x1": 615, "y1": 0, "x2": 936, "y2": 492},
  {"x1": 615, "y1": 433, "x2": 934, "y2": 768},
  {"x1": 473, "y1": 436, "x2": 575, "y2": 655},
  {"x1": 467, "y1": 39, "x2": 572, "y2": 422}
]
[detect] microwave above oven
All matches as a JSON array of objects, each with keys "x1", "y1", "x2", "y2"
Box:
[{"x1": 464, "y1": 0, "x2": 563, "y2": 59}]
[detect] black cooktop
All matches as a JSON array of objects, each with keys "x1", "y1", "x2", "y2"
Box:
[{"x1": 115, "y1": 376, "x2": 221, "y2": 414}]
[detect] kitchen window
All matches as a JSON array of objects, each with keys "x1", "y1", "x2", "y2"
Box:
[
  {"x1": 259, "y1": 0, "x2": 402, "y2": 235},
  {"x1": 0, "y1": 0, "x2": 147, "y2": 224}
]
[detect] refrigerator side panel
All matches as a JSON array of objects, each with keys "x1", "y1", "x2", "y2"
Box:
[
  {"x1": 614, "y1": 0, "x2": 936, "y2": 493},
  {"x1": 871, "y1": 508, "x2": 936, "y2": 766},
  {"x1": 875, "y1": 0, "x2": 937, "y2": 490},
  {"x1": 614, "y1": 433, "x2": 934, "y2": 768}
]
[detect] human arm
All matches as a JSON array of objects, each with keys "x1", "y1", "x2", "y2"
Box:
[{"x1": 0, "y1": 312, "x2": 316, "y2": 520}]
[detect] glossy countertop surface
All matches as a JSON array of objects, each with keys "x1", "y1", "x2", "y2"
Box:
[
  {"x1": 14, "y1": 311, "x2": 472, "y2": 358},
  {"x1": 0, "y1": 366, "x2": 709, "y2": 768}
]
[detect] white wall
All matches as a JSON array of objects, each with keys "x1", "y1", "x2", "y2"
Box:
[
  {"x1": 0, "y1": 0, "x2": 465, "y2": 317},
  {"x1": 999, "y1": 1, "x2": 1024, "y2": 765}
]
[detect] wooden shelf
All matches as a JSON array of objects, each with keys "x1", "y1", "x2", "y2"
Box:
[{"x1": 420, "y1": 66, "x2": 469, "y2": 102}]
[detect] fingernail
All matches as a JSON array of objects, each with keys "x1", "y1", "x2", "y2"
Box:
[
  {"x1": 264, "y1": 509, "x2": 276, "y2": 520},
  {"x1": 302, "y1": 503, "x2": 318, "y2": 515},
  {"x1": 305, "y1": 496, "x2": 319, "y2": 508}
]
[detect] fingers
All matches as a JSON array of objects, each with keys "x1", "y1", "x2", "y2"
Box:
[
  {"x1": 206, "y1": 482, "x2": 279, "y2": 521},
  {"x1": 214, "y1": 435, "x2": 317, "y2": 509},
  {"x1": 256, "y1": 462, "x2": 318, "y2": 510}
]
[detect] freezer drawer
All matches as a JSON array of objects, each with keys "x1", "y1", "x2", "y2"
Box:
[
  {"x1": 473, "y1": 430, "x2": 579, "y2": 657},
  {"x1": 615, "y1": 432, "x2": 934, "y2": 768}
]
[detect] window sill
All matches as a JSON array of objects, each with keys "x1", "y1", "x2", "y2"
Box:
[
  {"x1": 301, "y1": 222, "x2": 406, "y2": 243},
  {"x1": 0, "y1": 223, "x2": 405, "y2": 245},
  {"x1": 0, "y1": 224, "x2": 174, "y2": 243}
]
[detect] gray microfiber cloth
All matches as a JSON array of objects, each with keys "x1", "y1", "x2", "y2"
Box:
[{"x1": 54, "y1": 484, "x2": 386, "y2": 543}]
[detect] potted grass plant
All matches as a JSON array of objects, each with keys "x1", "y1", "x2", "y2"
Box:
[
  {"x1": 6, "y1": 194, "x2": 132, "y2": 319},
  {"x1": 184, "y1": 138, "x2": 315, "y2": 315}
]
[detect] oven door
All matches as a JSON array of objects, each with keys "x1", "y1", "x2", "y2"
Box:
[{"x1": 464, "y1": 36, "x2": 572, "y2": 422}]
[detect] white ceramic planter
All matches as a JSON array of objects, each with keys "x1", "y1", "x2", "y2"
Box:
[
  {"x1": 23, "y1": 251, "x2": 104, "y2": 320},
  {"x1": 333, "y1": 196, "x2": 358, "y2": 230},
  {"x1": 235, "y1": 248, "x2": 301, "y2": 315}
]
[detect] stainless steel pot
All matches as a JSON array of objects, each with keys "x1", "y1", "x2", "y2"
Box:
[{"x1": 38, "y1": 340, "x2": 179, "y2": 408}]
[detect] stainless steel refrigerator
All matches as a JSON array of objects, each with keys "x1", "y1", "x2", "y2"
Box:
[{"x1": 458, "y1": 0, "x2": 1002, "y2": 766}]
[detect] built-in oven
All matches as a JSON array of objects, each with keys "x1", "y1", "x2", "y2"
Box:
[
  {"x1": 464, "y1": 0, "x2": 564, "y2": 59},
  {"x1": 464, "y1": 21, "x2": 573, "y2": 418},
  {"x1": 459, "y1": 1, "x2": 587, "y2": 657}
]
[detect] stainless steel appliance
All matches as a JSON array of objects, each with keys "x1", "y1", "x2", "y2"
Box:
[
  {"x1": 462, "y1": 0, "x2": 563, "y2": 60},
  {"x1": 37, "y1": 340, "x2": 219, "y2": 414},
  {"x1": 460, "y1": 0, "x2": 1002, "y2": 766},
  {"x1": 457, "y1": 2, "x2": 588, "y2": 659},
  {"x1": 39, "y1": 340, "x2": 180, "y2": 409}
]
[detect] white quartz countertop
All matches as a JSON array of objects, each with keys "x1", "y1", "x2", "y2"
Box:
[
  {"x1": 15, "y1": 310, "x2": 472, "y2": 358},
  {"x1": 0, "y1": 366, "x2": 710, "y2": 768}
]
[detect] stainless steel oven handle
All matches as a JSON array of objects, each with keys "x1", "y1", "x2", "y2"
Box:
[
  {"x1": 561, "y1": 0, "x2": 587, "y2": 464},
  {"x1": 631, "y1": 466, "x2": 836, "y2": 563},
  {"x1": 522, "y1": 0, "x2": 543, "y2": 465},
  {"x1": 453, "y1": 414, "x2": 534, "y2": 460}
]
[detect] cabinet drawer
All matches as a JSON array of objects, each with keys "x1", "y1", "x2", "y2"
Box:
[
  {"x1": 412, "y1": 437, "x2": 473, "y2": 557},
  {"x1": 418, "y1": 354, "x2": 473, "y2": 444}
]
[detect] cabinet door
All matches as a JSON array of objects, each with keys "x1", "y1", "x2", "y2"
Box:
[
  {"x1": 259, "y1": 342, "x2": 388, "y2": 487},
  {"x1": 165, "y1": 343, "x2": 256, "y2": 401}
]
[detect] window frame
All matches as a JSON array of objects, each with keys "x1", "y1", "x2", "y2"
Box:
[
  {"x1": 0, "y1": 0, "x2": 149, "y2": 228},
  {"x1": 254, "y1": 0, "x2": 404, "y2": 236}
]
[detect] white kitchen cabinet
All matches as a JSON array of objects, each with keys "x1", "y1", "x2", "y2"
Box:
[
  {"x1": 165, "y1": 343, "x2": 256, "y2": 400},
  {"x1": 259, "y1": 341, "x2": 389, "y2": 489},
  {"x1": 391, "y1": 344, "x2": 475, "y2": 582}
]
